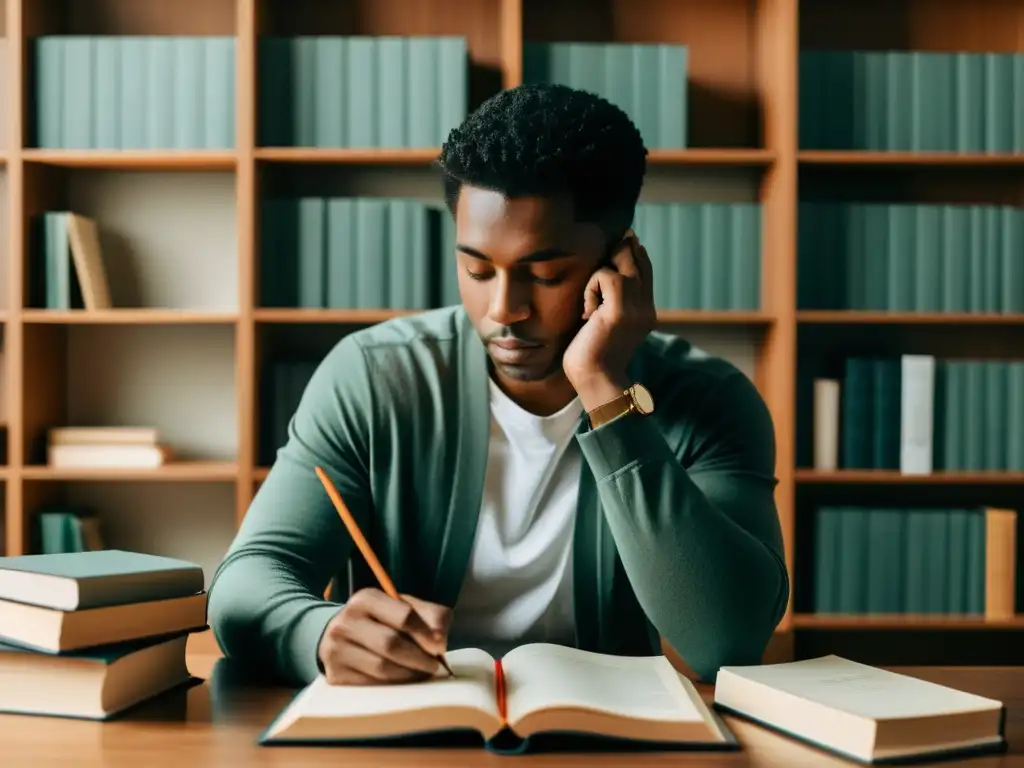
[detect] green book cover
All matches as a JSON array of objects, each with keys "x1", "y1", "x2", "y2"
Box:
[
  {"x1": 145, "y1": 36, "x2": 174, "y2": 149},
  {"x1": 172, "y1": 37, "x2": 203, "y2": 149},
  {"x1": 93, "y1": 37, "x2": 120, "y2": 149},
  {"x1": 376, "y1": 37, "x2": 407, "y2": 148},
  {"x1": 315, "y1": 37, "x2": 346, "y2": 147},
  {"x1": 0, "y1": 550, "x2": 205, "y2": 610}
]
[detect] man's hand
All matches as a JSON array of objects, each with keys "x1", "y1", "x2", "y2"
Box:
[
  {"x1": 317, "y1": 587, "x2": 452, "y2": 685},
  {"x1": 562, "y1": 229, "x2": 657, "y2": 410}
]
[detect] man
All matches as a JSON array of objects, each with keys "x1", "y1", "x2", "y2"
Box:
[{"x1": 207, "y1": 83, "x2": 789, "y2": 688}]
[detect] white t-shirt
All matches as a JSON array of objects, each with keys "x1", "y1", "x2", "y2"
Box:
[{"x1": 448, "y1": 378, "x2": 583, "y2": 657}]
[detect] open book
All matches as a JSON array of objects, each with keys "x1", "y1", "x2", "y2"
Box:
[
  {"x1": 713, "y1": 655, "x2": 1006, "y2": 764},
  {"x1": 260, "y1": 643, "x2": 738, "y2": 754}
]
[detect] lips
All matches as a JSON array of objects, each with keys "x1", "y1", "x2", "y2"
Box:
[
  {"x1": 490, "y1": 339, "x2": 540, "y2": 350},
  {"x1": 488, "y1": 338, "x2": 542, "y2": 364}
]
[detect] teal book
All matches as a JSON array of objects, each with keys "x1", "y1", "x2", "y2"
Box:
[
  {"x1": 0, "y1": 632, "x2": 196, "y2": 721},
  {"x1": 258, "y1": 643, "x2": 739, "y2": 753},
  {"x1": 0, "y1": 549, "x2": 205, "y2": 610},
  {"x1": 34, "y1": 36, "x2": 64, "y2": 147}
]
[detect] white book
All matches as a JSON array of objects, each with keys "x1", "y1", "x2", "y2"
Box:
[
  {"x1": 899, "y1": 354, "x2": 935, "y2": 475},
  {"x1": 714, "y1": 655, "x2": 1006, "y2": 764},
  {"x1": 813, "y1": 378, "x2": 840, "y2": 470}
]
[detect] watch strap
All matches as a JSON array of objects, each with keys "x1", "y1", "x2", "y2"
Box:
[{"x1": 587, "y1": 391, "x2": 634, "y2": 428}]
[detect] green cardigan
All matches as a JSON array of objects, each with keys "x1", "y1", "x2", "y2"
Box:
[{"x1": 207, "y1": 305, "x2": 789, "y2": 686}]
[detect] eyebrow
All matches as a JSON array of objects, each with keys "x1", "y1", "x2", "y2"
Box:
[{"x1": 456, "y1": 244, "x2": 573, "y2": 264}]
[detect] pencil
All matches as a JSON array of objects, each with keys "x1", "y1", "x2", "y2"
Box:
[{"x1": 314, "y1": 465, "x2": 455, "y2": 678}]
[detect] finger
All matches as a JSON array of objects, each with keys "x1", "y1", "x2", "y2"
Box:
[
  {"x1": 582, "y1": 269, "x2": 623, "y2": 321},
  {"x1": 331, "y1": 641, "x2": 428, "y2": 684},
  {"x1": 357, "y1": 589, "x2": 444, "y2": 654},
  {"x1": 632, "y1": 238, "x2": 654, "y2": 291},
  {"x1": 322, "y1": 660, "x2": 378, "y2": 686},
  {"x1": 610, "y1": 235, "x2": 639, "y2": 278},
  {"x1": 634, "y1": 242, "x2": 655, "y2": 305},
  {"x1": 343, "y1": 615, "x2": 440, "y2": 676},
  {"x1": 399, "y1": 594, "x2": 453, "y2": 639}
]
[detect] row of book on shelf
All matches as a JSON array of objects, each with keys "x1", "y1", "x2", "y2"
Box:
[
  {"x1": 813, "y1": 505, "x2": 1017, "y2": 618},
  {"x1": 29, "y1": 35, "x2": 693, "y2": 150},
  {"x1": 1, "y1": 541, "x2": 1010, "y2": 763},
  {"x1": 809, "y1": 355, "x2": 1024, "y2": 473},
  {"x1": 799, "y1": 202, "x2": 1024, "y2": 314},
  {"x1": 260, "y1": 198, "x2": 763, "y2": 313},
  {"x1": 800, "y1": 50, "x2": 1024, "y2": 152},
  {"x1": 35, "y1": 36, "x2": 236, "y2": 151}
]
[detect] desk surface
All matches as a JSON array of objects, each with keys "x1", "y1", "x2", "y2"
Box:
[{"x1": 3, "y1": 638, "x2": 1023, "y2": 767}]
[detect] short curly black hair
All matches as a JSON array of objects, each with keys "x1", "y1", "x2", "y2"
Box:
[{"x1": 437, "y1": 83, "x2": 648, "y2": 238}]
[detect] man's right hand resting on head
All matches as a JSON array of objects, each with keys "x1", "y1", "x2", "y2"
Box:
[{"x1": 318, "y1": 588, "x2": 452, "y2": 685}]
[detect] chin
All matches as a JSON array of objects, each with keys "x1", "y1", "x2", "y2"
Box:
[{"x1": 488, "y1": 353, "x2": 562, "y2": 383}]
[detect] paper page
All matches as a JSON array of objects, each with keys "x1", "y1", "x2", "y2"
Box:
[
  {"x1": 502, "y1": 643, "x2": 703, "y2": 724},
  {"x1": 296, "y1": 647, "x2": 499, "y2": 720},
  {"x1": 722, "y1": 656, "x2": 1002, "y2": 720}
]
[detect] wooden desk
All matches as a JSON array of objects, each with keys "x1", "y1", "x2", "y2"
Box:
[{"x1": 2, "y1": 637, "x2": 1022, "y2": 767}]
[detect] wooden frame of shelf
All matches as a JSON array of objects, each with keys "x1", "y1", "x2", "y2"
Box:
[{"x1": 1, "y1": 0, "x2": 1021, "y2": 665}]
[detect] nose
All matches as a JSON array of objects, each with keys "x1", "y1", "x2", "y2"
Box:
[{"x1": 486, "y1": 272, "x2": 531, "y2": 327}]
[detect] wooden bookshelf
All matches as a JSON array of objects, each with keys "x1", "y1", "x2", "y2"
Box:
[{"x1": 1, "y1": 0, "x2": 1021, "y2": 665}]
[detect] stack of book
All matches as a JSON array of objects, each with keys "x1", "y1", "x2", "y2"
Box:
[
  {"x1": 0, "y1": 549, "x2": 208, "y2": 720},
  {"x1": 46, "y1": 426, "x2": 173, "y2": 469}
]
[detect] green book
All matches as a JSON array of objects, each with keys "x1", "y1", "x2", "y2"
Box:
[{"x1": 0, "y1": 550, "x2": 205, "y2": 610}]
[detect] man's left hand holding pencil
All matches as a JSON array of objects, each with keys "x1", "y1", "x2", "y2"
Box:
[{"x1": 315, "y1": 466, "x2": 456, "y2": 685}]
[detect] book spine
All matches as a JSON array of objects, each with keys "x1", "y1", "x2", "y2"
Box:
[
  {"x1": 314, "y1": 37, "x2": 345, "y2": 147},
  {"x1": 297, "y1": 198, "x2": 326, "y2": 308},
  {"x1": 326, "y1": 198, "x2": 354, "y2": 308},
  {"x1": 145, "y1": 36, "x2": 174, "y2": 149},
  {"x1": 406, "y1": 38, "x2": 437, "y2": 147},
  {"x1": 93, "y1": 37, "x2": 120, "y2": 149},
  {"x1": 376, "y1": 37, "x2": 406, "y2": 148},
  {"x1": 172, "y1": 37, "x2": 203, "y2": 149}
]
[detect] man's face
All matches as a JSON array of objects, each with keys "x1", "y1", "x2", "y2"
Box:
[{"x1": 454, "y1": 185, "x2": 608, "y2": 383}]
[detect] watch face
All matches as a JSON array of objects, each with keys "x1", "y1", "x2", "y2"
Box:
[{"x1": 631, "y1": 383, "x2": 654, "y2": 414}]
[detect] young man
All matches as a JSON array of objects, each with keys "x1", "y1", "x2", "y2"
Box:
[{"x1": 207, "y1": 84, "x2": 789, "y2": 688}]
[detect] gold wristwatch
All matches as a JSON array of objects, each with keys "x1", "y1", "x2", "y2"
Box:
[{"x1": 587, "y1": 383, "x2": 655, "y2": 428}]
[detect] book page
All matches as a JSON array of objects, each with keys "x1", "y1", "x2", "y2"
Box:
[
  {"x1": 502, "y1": 643, "x2": 706, "y2": 725},
  {"x1": 294, "y1": 647, "x2": 499, "y2": 720},
  {"x1": 722, "y1": 655, "x2": 1002, "y2": 720}
]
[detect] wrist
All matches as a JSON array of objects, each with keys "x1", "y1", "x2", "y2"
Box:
[{"x1": 572, "y1": 370, "x2": 631, "y2": 412}]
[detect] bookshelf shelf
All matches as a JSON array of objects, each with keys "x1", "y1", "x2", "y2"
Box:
[
  {"x1": 796, "y1": 470, "x2": 1024, "y2": 486},
  {"x1": 798, "y1": 151, "x2": 1024, "y2": 168},
  {"x1": 648, "y1": 149, "x2": 776, "y2": 166},
  {"x1": 20, "y1": 151, "x2": 238, "y2": 171},
  {"x1": 2, "y1": 0, "x2": 1021, "y2": 667},
  {"x1": 255, "y1": 148, "x2": 442, "y2": 166},
  {"x1": 797, "y1": 312, "x2": 1024, "y2": 326},
  {"x1": 20, "y1": 462, "x2": 239, "y2": 482},
  {"x1": 792, "y1": 614, "x2": 1024, "y2": 631},
  {"x1": 21, "y1": 310, "x2": 239, "y2": 325}
]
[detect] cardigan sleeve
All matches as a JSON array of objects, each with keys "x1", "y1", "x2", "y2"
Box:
[
  {"x1": 575, "y1": 368, "x2": 789, "y2": 682},
  {"x1": 206, "y1": 336, "x2": 374, "y2": 686}
]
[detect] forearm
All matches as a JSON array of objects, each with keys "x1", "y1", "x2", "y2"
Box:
[
  {"x1": 207, "y1": 452, "x2": 355, "y2": 686},
  {"x1": 577, "y1": 413, "x2": 788, "y2": 681}
]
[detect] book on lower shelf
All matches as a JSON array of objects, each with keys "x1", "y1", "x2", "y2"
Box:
[
  {"x1": 46, "y1": 426, "x2": 173, "y2": 469},
  {"x1": 259, "y1": 642, "x2": 739, "y2": 754},
  {"x1": 713, "y1": 655, "x2": 1006, "y2": 764},
  {"x1": 0, "y1": 549, "x2": 209, "y2": 720}
]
